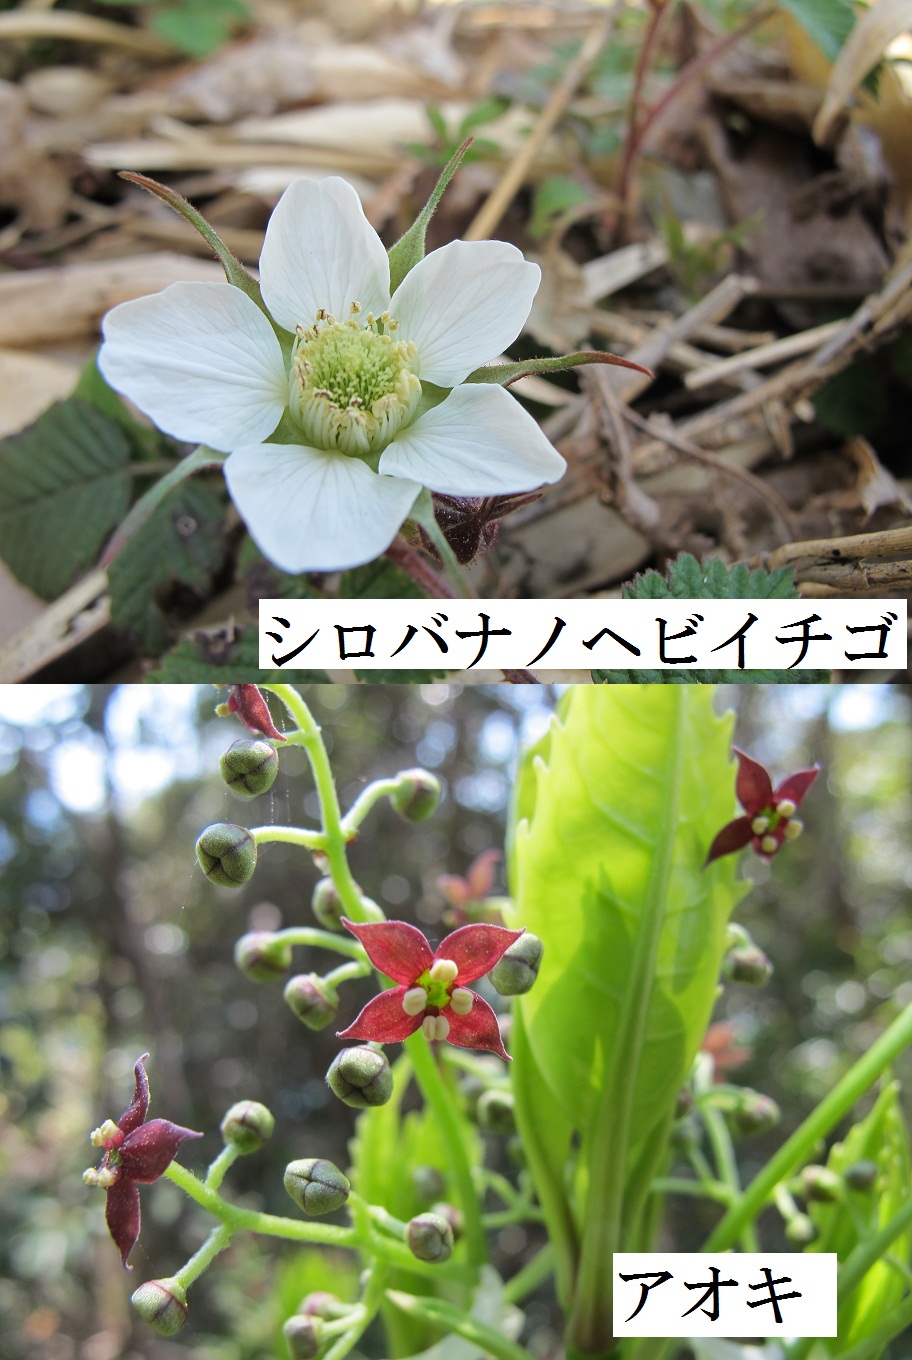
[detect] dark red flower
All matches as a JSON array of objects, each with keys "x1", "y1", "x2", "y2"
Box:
[
  {"x1": 336, "y1": 919, "x2": 523, "y2": 1061},
  {"x1": 705, "y1": 748, "x2": 819, "y2": 865},
  {"x1": 84, "y1": 1055, "x2": 203, "y2": 1268},
  {"x1": 224, "y1": 685, "x2": 286, "y2": 741}
]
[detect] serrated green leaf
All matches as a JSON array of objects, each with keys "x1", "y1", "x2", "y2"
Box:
[
  {"x1": 0, "y1": 398, "x2": 132, "y2": 599},
  {"x1": 621, "y1": 554, "x2": 801, "y2": 601},
  {"x1": 507, "y1": 688, "x2": 744, "y2": 1138},
  {"x1": 145, "y1": 630, "x2": 328, "y2": 682},
  {"x1": 109, "y1": 481, "x2": 227, "y2": 654},
  {"x1": 778, "y1": 0, "x2": 857, "y2": 62},
  {"x1": 507, "y1": 689, "x2": 747, "y2": 1351}
]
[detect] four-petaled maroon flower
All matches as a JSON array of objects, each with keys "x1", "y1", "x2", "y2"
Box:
[
  {"x1": 222, "y1": 684, "x2": 286, "y2": 741},
  {"x1": 83, "y1": 1055, "x2": 203, "y2": 1268},
  {"x1": 705, "y1": 748, "x2": 819, "y2": 865},
  {"x1": 437, "y1": 848, "x2": 501, "y2": 926},
  {"x1": 336, "y1": 919, "x2": 523, "y2": 1061}
]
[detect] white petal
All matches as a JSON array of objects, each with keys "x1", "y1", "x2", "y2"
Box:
[
  {"x1": 389, "y1": 240, "x2": 540, "y2": 386},
  {"x1": 99, "y1": 282, "x2": 287, "y2": 452},
  {"x1": 379, "y1": 384, "x2": 566, "y2": 494},
  {"x1": 258, "y1": 177, "x2": 391, "y2": 332},
  {"x1": 224, "y1": 445, "x2": 420, "y2": 572}
]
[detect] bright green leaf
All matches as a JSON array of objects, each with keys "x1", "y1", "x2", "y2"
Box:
[{"x1": 778, "y1": 0, "x2": 857, "y2": 62}]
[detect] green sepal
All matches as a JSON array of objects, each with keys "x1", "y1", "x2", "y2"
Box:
[
  {"x1": 100, "y1": 445, "x2": 224, "y2": 567},
  {"x1": 119, "y1": 172, "x2": 270, "y2": 319},
  {"x1": 464, "y1": 351, "x2": 652, "y2": 386},
  {"x1": 387, "y1": 139, "x2": 472, "y2": 295},
  {"x1": 406, "y1": 487, "x2": 468, "y2": 594}
]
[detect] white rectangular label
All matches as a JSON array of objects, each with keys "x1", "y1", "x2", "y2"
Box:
[
  {"x1": 613, "y1": 1253, "x2": 837, "y2": 1338},
  {"x1": 258, "y1": 598, "x2": 905, "y2": 671}
]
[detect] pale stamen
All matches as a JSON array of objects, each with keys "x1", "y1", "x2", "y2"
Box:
[
  {"x1": 422, "y1": 1015, "x2": 450, "y2": 1042},
  {"x1": 450, "y1": 988, "x2": 473, "y2": 1016},
  {"x1": 402, "y1": 986, "x2": 428, "y2": 1016},
  {"x1": 429, "y1": 959, "x2": 458, "y2": 986}
]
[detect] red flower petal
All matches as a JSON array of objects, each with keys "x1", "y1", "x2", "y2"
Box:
[
  {"x1": 704, "y1": 815, "x2": 754, "y2": 866},
  {"x1": 446, "y1": 993, "x2": 510, "y2": 1060},
  {"x1": 105, "y1": 1176, "x2": 141, "y2": 1269},
  {"x1": 229, "y1": 684, "x2": 286, "y2": 741},
  {"x1": 435, "y1": 923, "x2": 524, "y2": 985},
  {"x1": 336, "y1": 988, "x2": 424, "y2": 1044},
  {"x1": 341, "y1": 919, "x2": 433, "y2": 984},
  {"x1": 733, "y1": 749, "x2": 773, "y2": 813},
  {"x1": 117, "y1": 1053, "x2": 151, "y2": 1136},
  {"x1": 774, "y1": 765, "x2": 819, "y2": 807},
  {"x1": 118, "y1": 1119, "x2": 203, "y2": 1183}
]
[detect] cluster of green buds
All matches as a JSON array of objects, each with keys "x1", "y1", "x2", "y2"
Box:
[{"x1": 722, "y1": 923, "x2": 773, "y2": 987}]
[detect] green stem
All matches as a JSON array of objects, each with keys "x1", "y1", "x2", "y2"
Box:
[
  {"x1": 274, "y1": 928, "x2": 365, "y2": 959},
  {"x1": 250, "y1": 824, "x2": 324, "y2": 851},
  {"x1": 385, "y1": 1290, "x2": 532, "y2": 1360},
  {"x1": 483, "y1": 1208, "x2": 546, "y2": 1228},
  {"x1": 503, "y1": 1244, "x2": 555, "y2": 1305},
  {"x1": 702, "y1": 1106, "x2": 758, "y2": 1251},
  {"x1": 263, "y1": 686, "x2": 372, "y2": 923},
  {"x1": 821, "y1": 1293, "x2": 912, "y2": 1360},
  {"x1": 323, "y1": 1268, "x2": 387, "y2": 1360},
  {"x1": 569, "y1": 689, "x2": 685, "y2": 1353},
  {"x1": 205, "y1": 1144, "x2": 241, "y2": 1191},
  {"x1": 325, "y1": 960, "x2": 372, "y2": 987},
  {"x1": 650, "y1": 1177, "x2": 731, "y2": 1204},
  {"x1": 704, "y1": 1000, "x2": 912, "y2": 1251},
  {"x1": 341, "y1": 778, "x2": 403, "y2": 836},
  {"x1": 406, "y1": 1033, "x2": 486, "y2": 1267},
  {"x1": 173, "y1": 1222, "x2": 233, "y2": 1289}
]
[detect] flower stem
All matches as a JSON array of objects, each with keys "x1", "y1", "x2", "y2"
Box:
[
  {"x1": 173, "y1": 1222, "x2": 234, "y2": 1290},
  {"x1": 205, "y1": 1144, "x2": 241, "y2": 1191},
  {"x1": 704, "y1": 999, "x2": 912, "y2": 1252},
  {"x1": 385, "y1": 1290, "x2": 530, "y2": 1360},
  {"x1": 249, "y1": 824, "x2": 325, "y2": 851},
  {"x1": 503, "y1": 1243, "x2": 555, "y2": 1305},
  {"x1": 274, "y1": 927, "x2": 365, "y2": 959},
  {"x1": 386, "y1": 535, "x2": 458, "y2": 599},
  {"x1": 262, "y1": 686, "x2": 371, "y2": 923},
  {"x1": 341, "y1": 778, "x2": 403, "y2": 836},
  {"x1": 701, "y1": 1105, "x2": 758, "y2": 1251},
  {"x1": 406, "y1": 1032, "x2": 487, "y2": 1267}
]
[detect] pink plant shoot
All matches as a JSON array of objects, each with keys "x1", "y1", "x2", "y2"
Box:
[
  {"x1": 83, "y1": 1055, "x2": 203, "y2": 1268},
  {"x1": 222, "y1": 684, "x2": 286, "y2": 741},
  {"x1": 705, "y1": 748, "x2": 819, "y2": 865},
  {"x1": 336, "y1": 918, "x2": 523, "y2": 1060}
]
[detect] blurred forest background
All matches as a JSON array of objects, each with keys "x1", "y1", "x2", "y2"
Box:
[{"x1": 1, "y1": 682, "x2": 911, "y2": 1359}]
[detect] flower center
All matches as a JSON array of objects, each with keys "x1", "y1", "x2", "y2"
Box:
[
  {"x1": 289, "y1": 305, "x2": 421, "y2": 456},
  {"x1": 401, "y1": 958, "x2": 474, "y2": 1022}
]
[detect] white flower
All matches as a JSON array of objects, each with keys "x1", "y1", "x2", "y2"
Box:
[{"x1": 98, "y1": 177, "x2": 566, "y2": 573}]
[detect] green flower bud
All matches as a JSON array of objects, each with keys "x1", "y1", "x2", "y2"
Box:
[
  {"x1": 723, "y1": 946, "x2": 773, "y2": 987},
  {"x1": 430, "y1": 1201, "x2": 464, "y2": 1240},
  {"x1": 476, "y1": 1088, "x2": 516, "y2": 1135},
  {"x1": 196, "y1": 823, "x2": 257, "y2": 887},
  {"x1": 326, "y1": 1047, "x2": 393, "y2": 1109},
  {"x1": 390, "y1": 769, "x2": 442, "y2": 822},
  {"x1": 311, "y1": 878, "x2": 345, "y2": 932},
  {"x1": 412, "y1": 1165, "x2": 446, "y2": 1205},
  {"x1": 845, "y1": 1160, "x2": 878, "y2": 1192},
  {"x1": 490, "y1": 934, "x2": 543, "y2": 996},
  {"x1": 131, "y1": 1278, "x2": 188, "y2": 1336},
  {"x1": 284, "y1": 1159, "x2": 351, "y2": 1216},
  {"x1": 284, "y1": 974, "x2": 339, "y2": 1030},
  {"x1": 407, "y1": 1212, "x2": 453, "y2": 1263},
  {"x1": 220, "y1": 738, "x2": 280, "y2": 798},
  {"x1": 785, "y1": 1213, "x2": 816, "y2": 1244},
  {"x1": 800, "y1": 1165, "x2": 842, "y2": 1203},
  {"x1": 234, "y1": 931, "x2": 292, "y2": 983},
  {"x1": 733, "y1": 1093, "x2": 781, "y2": 1137},
  {"x1": 283, "y1": 1314, "x2": 324, "y2": 1360},
  {"x1": 220, "y1": 1100, "x2": 275, "y2": 1153}
]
